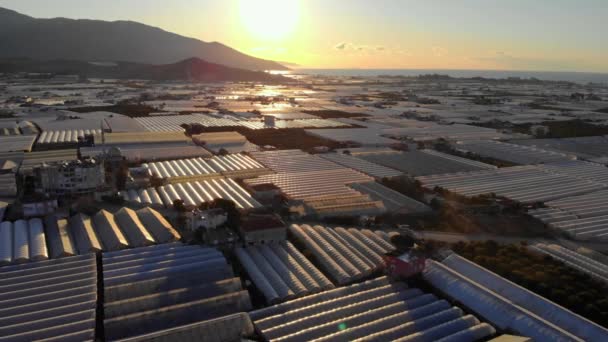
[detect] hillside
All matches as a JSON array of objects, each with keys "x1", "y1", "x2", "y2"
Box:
[
  {"x1": 0, "y1": 7, "x2": 286, "y2": 71},
  {"x1": 0, "y1": 58, "x2": 286, "y2": 83}
]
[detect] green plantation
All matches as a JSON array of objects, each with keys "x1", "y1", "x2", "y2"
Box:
[{"x1": 452, "y1": 241, "x2": 608, "y2": 327}]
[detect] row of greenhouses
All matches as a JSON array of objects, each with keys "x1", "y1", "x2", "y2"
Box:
[
  {"x1": 0, "y1": 207, "x2": 180, "y2": 266},
  {"x1": 249, "y1": 276, "x2": 495, "y2": 342},
  {"x1": 120, "y1": 179, "x2": 261, "y2": 209}
]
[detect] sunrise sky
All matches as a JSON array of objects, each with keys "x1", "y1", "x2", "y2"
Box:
[{"x1": 1, "y1": 0, "x2": 607, "y2": 72}]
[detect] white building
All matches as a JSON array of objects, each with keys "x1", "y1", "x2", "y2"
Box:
[
  {"x1": 190, "y1": 208, "x2": 227, "y2": 231},
  {"x1": 35, "y1": 159, "x2": 106, "y2": 198}
]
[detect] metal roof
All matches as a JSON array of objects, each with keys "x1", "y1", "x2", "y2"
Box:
[
  {"x1": 102, "y1": 243, "x2": 251, "y2": 340},
  {"x1": 0, "y1": 254, "x2": 97, "y2": 342},
  {"x1": 250, "y1": 276, "x2": 495, "y2": 342},
  {"x1": 0, "y1": 135, "x2": 37, "y2": 153}
]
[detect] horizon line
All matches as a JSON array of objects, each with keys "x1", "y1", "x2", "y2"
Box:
[{"x1": 289, "y1": 67, "x2": 608, "y2": 75}]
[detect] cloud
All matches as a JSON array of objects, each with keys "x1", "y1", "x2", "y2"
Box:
[
  {"x1": 334, "y1": 42, "x2": 347, "y2": 50},
  {"x1": 334, "y1": 42, "x2": 391, "y2": 54}
]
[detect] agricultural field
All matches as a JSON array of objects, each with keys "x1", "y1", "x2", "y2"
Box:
[{"x1": 452, "y1": 241, "x2": 608, "y2": 327}]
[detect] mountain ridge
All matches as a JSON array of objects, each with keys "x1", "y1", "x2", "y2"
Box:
[
  {"x1": 0, "y1": 7, "x2": 287, "y2": 71},
  {"x1": 0, "y1": 57, "x2": 288, "y2": 83}
]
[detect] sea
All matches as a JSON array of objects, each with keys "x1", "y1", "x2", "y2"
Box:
[{"x1": 293, "y1": 69, "x2": 608, "y2": 84}]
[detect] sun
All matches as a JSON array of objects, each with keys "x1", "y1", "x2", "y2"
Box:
[{"x1": 239, "y1": 0, "x2": 300, "y2": 41}]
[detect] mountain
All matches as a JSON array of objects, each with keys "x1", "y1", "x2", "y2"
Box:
[
  {"x1": 0, "y1": 7, "x2": 286, "y2": 71},
  {"x1": 278, "y1": 61, "x2": 302, "y2": 68},
  {"x1": 143, "y1": 58, "x2": 285, "y2": 81},
  {"x1": 0, "y1": 58, "x2": 287, "y2": 83}
]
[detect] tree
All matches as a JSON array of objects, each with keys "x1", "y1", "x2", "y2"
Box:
[
  {"x1": 180, "y1": 123, "x2": 191, "y2": 136},
  {"x1": 209, "y1": 198, "x2": 241, "y2": 229},
  {"x1": 551, "y1": 289, "x2": 567, "y2": 303},
  {"x1": 115, "y1": 165, "x2": 129, "y2": 190},
  {"x1": 430, "y1": 198, "x2": 442, "y2": 210},
  {"x1": 173, "y1": 199, "x2": 187, "y2": 212},
  {"x1": 150, "y1": 174, "x2": 164, "y2": 187},
  {"x1": 391, "y1": 234, "x2": 415, "y2": 252},
  {"x1": 102, "y1": 194, "x2": 124, "y2": 205},
  {"x1": 454, "y1": 241, "x2": 608, "y2": 327}
]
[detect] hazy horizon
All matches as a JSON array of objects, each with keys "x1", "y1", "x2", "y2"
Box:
[
  {"x1": 1, "y1": 0, "x2": 607, "y2": 73},
  {"x1": 296, "y1": 67, "x2": 608, "y2": 74},
  {"x1": 294, "y1": 68, "x2": 608, "y2": 84}
]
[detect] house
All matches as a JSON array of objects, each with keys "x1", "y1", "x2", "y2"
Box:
[
  {"x1": 239, "y1": 214, "x2": 286, "y2": 245},
  {"x1": 249, "y1": 183, "x2": 282, "y2": 202},
  {"x1": 190, "y1": 208, "x2": 228, "y2": 231},
  {"x1": 34, "y1": 158, "x2": 106, "y2": 199}
]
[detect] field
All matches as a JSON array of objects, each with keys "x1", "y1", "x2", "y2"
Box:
[
  {"x1": 475, "y1": 119, "x2": 608, "y2": 138},
  {"x1": 412, "y1": 202, "x2": 547, "y2": 236},
  {"x1": 452, "y1": 241, "x2": 608, "y2": 327},
  {"x1": 69, "y1": 104, "x2": 159, "y2": 117},
  {"x1": 189, "y1": 126, "x2": 346, "y2": 151}
]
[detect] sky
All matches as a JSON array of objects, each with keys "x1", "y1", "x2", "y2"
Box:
[{"x1": 1, "y1": 0, "x2": 607, "y2": 72}]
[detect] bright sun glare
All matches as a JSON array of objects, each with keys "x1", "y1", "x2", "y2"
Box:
[{"x1": 239, "y1": 0, "x2": 300, "y2": 41}]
